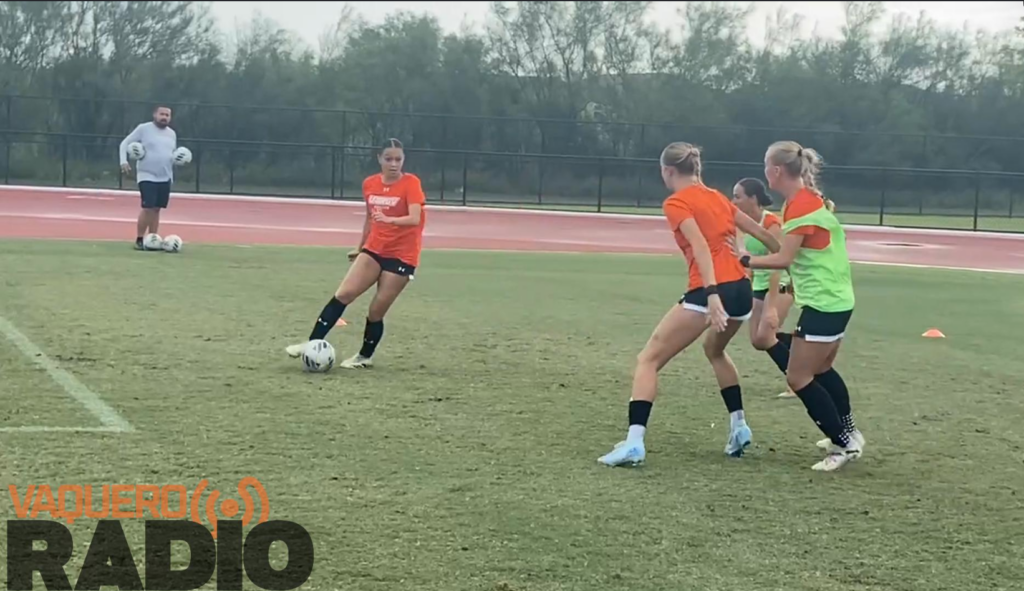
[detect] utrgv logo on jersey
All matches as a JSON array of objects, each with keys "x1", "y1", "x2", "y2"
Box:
[
  {"x1": 368, "y1": 195, "x2": 401, "y2": 208},
  {"x1": 5, "y1": 477, "x2": 313, "y2": 590}
]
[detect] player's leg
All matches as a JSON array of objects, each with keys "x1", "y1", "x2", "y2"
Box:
[
  {"x1": 753, "y1": 275, "x2": 796, "y2": 397},
  {"x1": 703, "y1": 318, "x2": 750, "y2": 456},
  {"x1": 811, "y1": 329, "x2": 863, "y2": 453},
  {"x1": 150, "y1": 182, "x2": 171, "y2": 235},
  {"x1": 136, "y1": 182, "x2": 155, "y2": 249},
  {"x1": 597, "y1": 303, "x2": 710, "y2": 467},
  {"x1": 787, "y1": 308, "x2": 860, "y2": 471},
  {"x1": 285, "y1": 251, "x2": 382, "y2": 357},
  {"x1": 339, "y1": 261, "x2": 413, "y2": 369},
  {"x1": 770, "y1": 287, "x2": 797, "y2": 397}
]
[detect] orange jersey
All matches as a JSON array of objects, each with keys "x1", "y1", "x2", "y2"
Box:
[
  {"x1": 783, "y1": 188, "x2": 831, "y2": 251},
  {"x1": 362, "y1": 173, "x2": 427, "y2": 266},
  {"x1": 662, "y1": 183, "x2": 748, "y2": 291}
]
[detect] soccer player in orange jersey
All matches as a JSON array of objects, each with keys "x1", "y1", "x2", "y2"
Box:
[
  {"x1": 285, "y1": 138, "x2": 426, "y2": 368},
  {"x1": 598, "y1": 142, "x2": 781, "y2": 467}
]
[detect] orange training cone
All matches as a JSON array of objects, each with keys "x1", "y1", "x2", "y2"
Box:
[{"x1": 922, "y1": 328, "x2": 945, "y2": 338}]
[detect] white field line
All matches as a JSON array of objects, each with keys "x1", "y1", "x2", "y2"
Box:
[{"x1": 0, "y1": 315, "x2": 134, "y2": 433}]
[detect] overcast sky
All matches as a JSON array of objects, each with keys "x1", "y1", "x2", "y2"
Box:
[{"x1": 207, "y1": 1, "x2": 1023, "y2": 52}]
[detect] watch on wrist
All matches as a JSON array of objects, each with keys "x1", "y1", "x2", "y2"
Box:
[{"x1": 740, "y1": 255, "x2": 751, "y2": 268}]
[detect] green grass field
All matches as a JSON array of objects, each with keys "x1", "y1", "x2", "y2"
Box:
[{"x1": 2, "y1": 239, "x2": 1023, "y2": 591}]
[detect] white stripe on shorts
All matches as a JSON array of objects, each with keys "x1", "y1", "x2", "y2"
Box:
[
  {"x1": 803, "y1": 332, "x2": 845, "y2": 343},
  {"x1": 682, "y1": 302, "x2": 752, "y2": 322}
]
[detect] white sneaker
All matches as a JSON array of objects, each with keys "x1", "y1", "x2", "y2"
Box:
[
  {"x1": 777, "y1": 389, "x2": 797, "y2": 399},
  {"x1": 816, "y1": 429, "x2": 865, "y2": 451},
  {"x1": 285, "y1": 342, "x2": 309, "y2": 358},
  {"x1": 339, "y1": 354, "x2": 373, "y2": 369},
  {"x1": 812, "y1": 441, "x2": 861, "y2": 472}
]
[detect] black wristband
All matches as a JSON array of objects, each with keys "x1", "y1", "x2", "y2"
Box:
[
  {"x1": 740, "y1": 255, "x2": 751, "y2": 268},
  {"x1": 705, "y1": 284, "x2": 718, "y2": 296}
]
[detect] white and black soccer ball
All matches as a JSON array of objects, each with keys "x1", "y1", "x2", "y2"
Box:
[
  {"x1": 143, "y1": 233, "x2": 163, "y2": 250},
  {"x1": 301, "y1": 340, "x2": 335, "y2": 373},
  {"x1": 162, "y1": 235, "x2": 183, "y2": 253},
  {"x1": 128, "y1": 142, "x2": 146, "y2": 161},
  {"x1": 172, "y1": 146, "x2": 192, "y2": 166}
]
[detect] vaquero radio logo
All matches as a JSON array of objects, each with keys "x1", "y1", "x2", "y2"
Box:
[{"x1": 5, "y1": 477, "x2": 313, "y2": 590}]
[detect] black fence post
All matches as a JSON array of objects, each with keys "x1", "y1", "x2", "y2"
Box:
[
  {"x1": 439, "y1": 155, "x2": 446, "y2": 202},
  {"x1": 330, "y1": 146, "x2": 337, "y2": 199},
  {"x1": 194, "y1": 142, "x2": 201, "y2": 193},
  {"x1": 597, "y1": 158, "x2": 605, "y2": 213},
  {"x1": 878, "y1": 170, "x2": 886, "y2": 226},
  {"x1": 537, "y1": 130, "x2": 545, "y2": 204},
  {"x1": 973, "y1": 172, "x2": 980, "y2": 231},
  {"x1": 61, "y1": 134, "x2": 68, "y2": 187},
  {"x1": 4, "y1": 95, "x2": 11, "y2": 130},
  {"x1": 461, "y1": 154, "x2": 468, "y2": 206},
  {"x1": 3, "y1": 134, "x2": 9, "y2": 185},
  {"x1": 228, "y1": 147, "x2": 235, "y2": 194},
  {"x1": 338, "y1": 146, "x2": 346, "y2": 200}
]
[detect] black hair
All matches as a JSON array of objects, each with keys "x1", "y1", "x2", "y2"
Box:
[
  {"x1": 154, "y1": 105, "x2": 172, "y2": 113},
  {"x1": 737, "y1": 177, "x2": 772, "y2": 207},
  {"x1": 381, "y1": 138, "x2": 403, "y2": 151}
]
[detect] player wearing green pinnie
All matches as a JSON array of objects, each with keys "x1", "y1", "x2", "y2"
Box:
[
  {"x1": 730, "y1": 177, "x2": 796, "y2": 399},
  {"x1": 739, "y1": 141, "x2": 864, "y2": 473}
]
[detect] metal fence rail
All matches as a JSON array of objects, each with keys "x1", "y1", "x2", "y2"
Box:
[
  {"x1": 3, "y1": 129, "x2": 1024, "y2": 233},
  {"x1": 5, "y1": 93, "x2": 1024, "y2": 173}
]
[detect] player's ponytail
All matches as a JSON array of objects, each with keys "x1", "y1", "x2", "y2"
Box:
[
  {"x1": 660, "y1": 142, "x2": 702, "y2": 181},
  {"x1": 766, "y1": 141, "x2": 834, "y2": 210}
]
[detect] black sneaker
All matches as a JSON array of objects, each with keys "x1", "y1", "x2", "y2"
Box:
[{"x1": 134, "y1": 238, "x2": 144, "y2": 250}]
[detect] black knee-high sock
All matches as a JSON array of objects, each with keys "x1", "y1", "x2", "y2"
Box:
[
  {"x1": 358, "y1": 319, "x2": 384, "y2": 358},
  {"x1": 775, "y1": 332, "x2": 793, "y2": 349},
  {"x1": 765, "y1": 341, "x2": 790, "y2": 375},
  {"x1": 793, "y1": 380, "x2": 850, "y2": 448},
  {"x1": 719, "y1": 385, "x2": 744, "y2": 414},
  {"x1": 815, "y1": 368, "x2": 854, "y2": 433},
  {"x1": 308, "y1": 297, "x2": 347, "y2": 341},
  {"x1": 628, "y1": 399, "x2": 653, "y2": 427}
]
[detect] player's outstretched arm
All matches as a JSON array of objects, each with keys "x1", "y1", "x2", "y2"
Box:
[
  {"x1": 734, "y1": 209, "x2": 780, "y2": 253},
  {"x1": 745, "y1": 233, "x2": 802, "y2": 270}
]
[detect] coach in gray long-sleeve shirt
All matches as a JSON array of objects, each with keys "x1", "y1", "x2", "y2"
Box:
[{"x1": 119, "y1": 105, "x2": 177, "y2": 249}]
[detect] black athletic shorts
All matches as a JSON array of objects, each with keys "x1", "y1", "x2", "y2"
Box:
[
  {"x1": 753, "y1": 283, "x2": 791, "y2": 301},
  {"x1": 139, "y1": 181, "x2": 171, "y2": 209},
  {"x1": 794, "y1": 307, "x2": 853, "y2": 343},
  {"x1": 679, "y1": 277, "x2": 753, "y2": 321},
  {"x1": 361, "y1": 249, "x2": 416, "y2": 278}
]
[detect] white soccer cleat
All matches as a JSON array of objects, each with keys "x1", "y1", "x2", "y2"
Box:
[
  {"x1": 811, "y1": 441, "x2": 861, "y2": 472},
  {"x1": 816, "y1": 429, "x2": 865, "y2": 451},
  {"x1": 339, "y1": 354, "x2": 373, "y2": 369},
  {"x1": 285, "y1": 342, "x2": 308, "y2": 358},
  {"x1": 598, "y1": 439, "x2": 646, "y2": 467}
]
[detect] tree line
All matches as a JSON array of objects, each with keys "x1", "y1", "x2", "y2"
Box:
[{"x1": 2, "y1": 1, "x2": 1024, "y2": 207}]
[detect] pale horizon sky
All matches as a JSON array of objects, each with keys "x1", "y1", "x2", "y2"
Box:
[{"x1": 206, "y1": 1, "x2": 1023, "y2": 53}]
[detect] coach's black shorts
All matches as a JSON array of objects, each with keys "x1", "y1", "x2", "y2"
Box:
[
  {"x1": 679, "y1": 278, "x2": 753, "y2": 321},
  {"x1": 753, "y1": 283, "x2": 791, "y2": 301},
  {"x1": 361, "y1": 249, "x2": 416, "y2": 278},
  {"x1": 794, "y1": 307, "x2": 853, "y2": 343},
  {"x1": 139, "y1": 181, "x2": 171, "y2": 209}
]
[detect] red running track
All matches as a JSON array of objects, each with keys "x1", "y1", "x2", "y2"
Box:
[{"x1": 1, "y1": 186, "x2": 1023, "y2": 275}]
